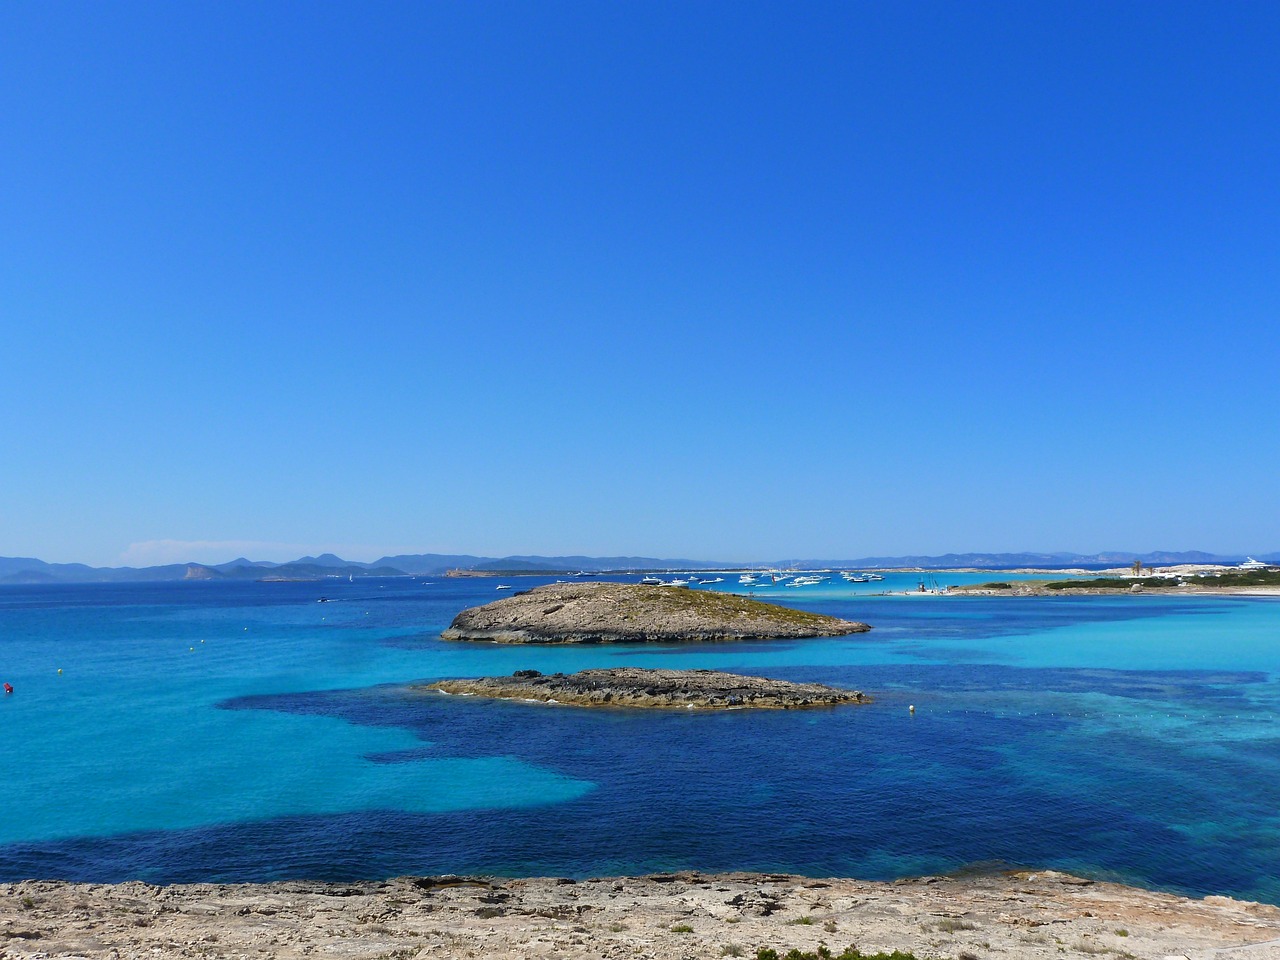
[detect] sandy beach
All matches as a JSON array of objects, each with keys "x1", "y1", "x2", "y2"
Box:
[{"x1": 5, "y1": 870, "x2": 1280, "y2": 959}]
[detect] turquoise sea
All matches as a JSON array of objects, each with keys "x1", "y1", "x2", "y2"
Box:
[{"x1": 2, "y1": 574, "x2": 1278, "y2": 903}]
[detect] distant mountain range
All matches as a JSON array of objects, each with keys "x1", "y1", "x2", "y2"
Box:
[{"x1": 0, "y1": 550, "x2": 1274, "y2": 584}]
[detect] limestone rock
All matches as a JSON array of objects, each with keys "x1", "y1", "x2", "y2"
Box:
[
  {"x1": 440, "y1": 582, "x2": 870, "y2": 644},
  {"x1": 424, "y1": 667, "x2": 869, "y2": 710}
]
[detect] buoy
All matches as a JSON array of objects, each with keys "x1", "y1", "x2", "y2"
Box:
[
  {"x1": 909, "y1": 704, "x2": 915, "y2": 713},
  {"x1": 57, "y1": 668, "x2": 63, "y2": 675},
  {"x1": 190, "y1": 647, "x2": 194, "y2": 652},
  {"x1": 3, "y1": 682, "x2": 12, "y2": 694}
]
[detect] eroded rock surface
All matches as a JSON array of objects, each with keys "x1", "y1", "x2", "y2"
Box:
[
  {"x1": 4, "y1": 871, "x2": 1279, "y2": 960},
  {"x1": 440, "y1": 582, "x2": 870, "y2": 643},
  {"x1": 425, "y1": 667, "x2": 869, "y2": 709}
]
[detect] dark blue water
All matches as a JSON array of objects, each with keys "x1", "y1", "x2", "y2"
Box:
[{"x1": 2, "y1": 577, "x2": 1277, "y2": 902}]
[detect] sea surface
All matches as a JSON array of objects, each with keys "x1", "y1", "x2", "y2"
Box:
[{"x1": 2, "y1": 574, "x2": 1278, "y2": 904}]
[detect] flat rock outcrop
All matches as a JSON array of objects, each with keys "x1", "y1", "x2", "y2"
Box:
[
  {"x1": 440, "y1": 582, "x2": 870, "y2": 644},
  {"x1": 424, "y1": 667, "x2": 869, "y2": 709},
  {"x1": 4, "y1": 870, "x2": 1279, "y2": 960}
]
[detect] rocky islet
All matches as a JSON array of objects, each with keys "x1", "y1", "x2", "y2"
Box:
[
  {"x1": 425, "y1": 667, "x2": 869, "y2": 710},
  {"x1": 439, "y1": 582, "x2": 870, "y2": 644}
]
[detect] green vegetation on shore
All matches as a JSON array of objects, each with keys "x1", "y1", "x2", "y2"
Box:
[
  {"x1": 1045, "y1": 568, "x2": 1280, "y2": 590},
  {"x1": 1044, "y1": 577, "x2": 1178, "y2": 590},
  {"x1": 611, "y1": 585, "x2": 841, "y2": 628},
  {"x1": 1190, "y1": 569, "x2": 1280, "y2": 587},
  {"x1": 756, "y1": 947, "x2": 919, "y2": 960}
]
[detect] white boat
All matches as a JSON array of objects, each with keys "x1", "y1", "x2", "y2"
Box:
[
  {"x1": 639, "y1": 576, "x2": 664, "y2": 585},
  {"x1": 787, "y1": 575, "x2": 826, "y2": 587},
  {"x1": 495, "y1": 584, "x2": 512, "y2": 590},
  {"x1": 913, "y1": 575, "x2": 947, "y2": 594},
  {"x1": 1240, "y1": 557, "x2": 1270, "y2": 570}
]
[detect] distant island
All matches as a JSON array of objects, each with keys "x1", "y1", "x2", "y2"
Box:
[
  {"x1": 0, "y1": 554, "x2": 410, "y2": 584},
  {"x1": 439, "y1": 582, "x2": 870, "y2": 644},
  {"x1": 2, "y1": 549, "x2": 1276, "y2": 584},
  {"x1": 426, "y1": 667, "x2": 869, "y2": 709}
]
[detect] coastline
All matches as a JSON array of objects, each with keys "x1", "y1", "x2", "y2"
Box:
[
  {"x1": 5, "y1": 870, "x2": 1279, "y2": 959},
  {"x1": 857, "y1": 565, "x2": 1280, "y2": 598},
  {"x1": 943, "y1": 582, "x2": 1280, "y2": 598}
]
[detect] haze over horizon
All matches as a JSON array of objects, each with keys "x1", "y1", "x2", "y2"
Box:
[
  {"x1": 6, "y1": 541, "x2": 1273, "y2": 572},
  {"x1": 4, "y1": 2, "x2": 1277, "y2": 567}
]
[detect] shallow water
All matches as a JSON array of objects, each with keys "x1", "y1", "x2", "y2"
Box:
[{"x1": 1, "y1": 577, "x2": 1277, "y2": 902}]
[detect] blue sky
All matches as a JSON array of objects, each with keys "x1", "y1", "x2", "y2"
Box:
[{"x1": 2, "y1": 1, "x2": 1277, "y2": 566}]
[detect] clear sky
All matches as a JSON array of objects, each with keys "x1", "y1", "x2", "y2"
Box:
[{"x1": 2, "y1": 1, "x2": 1277, "y2": 567}]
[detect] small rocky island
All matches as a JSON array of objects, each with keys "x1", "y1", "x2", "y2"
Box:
[
  {"x1": 439, "y1": 582, "x2": 870, "y2": 644},
  {"x1": 424, "y1": 667, "x2": 869, "y2": 710}
]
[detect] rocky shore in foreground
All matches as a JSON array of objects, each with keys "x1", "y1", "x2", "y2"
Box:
[
  {"x1": 440, "y1": 582, "x2": 870, "y2": 644},
  {"x1": 5, "y1": 870, "x2": 1279, "y2": 959},
  {"x1": 425, "y1": 667, "x2": 869, "y2": 709}
]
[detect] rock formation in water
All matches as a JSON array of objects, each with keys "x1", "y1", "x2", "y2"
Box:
[
  {"x1": 424, "y1": 667, "x2": 869, "y2": 709},
  {"x1": 439, "y1": 582, "x2": 870, "y2": 644}
]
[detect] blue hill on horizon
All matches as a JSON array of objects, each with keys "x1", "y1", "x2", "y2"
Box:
[{"x1": 0, "y1": 550, "x2": 1274, "y2": 584}]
